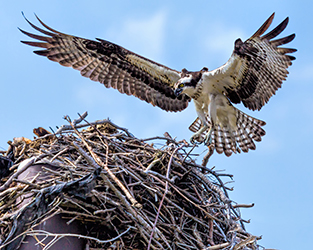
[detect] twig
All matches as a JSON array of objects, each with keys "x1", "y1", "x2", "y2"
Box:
[
  {"x1": 0, "y1": 114, "x2": 263, "y2": 249},
  {"x1": 57, "y1": 114, "x2": 134, "y2": 138},
  {"x1": 232, "y1": 203, "x2": 255, "y2": 209},
  {"x1": 73, "y1": 139, "x2": 156, "y2": 244},
  {"x1": 68, "y1": 117, "x2": 141, "y2": 209},
  {"x1": 206, "y1": 242, "x2": 231, "y2": 249},
  {"x1": 0, "y1": 227, "x2": 133, "y2": 250},
  {"x1": 147, "y1": 145, "x2": 183, "y2": 250},
  {"x1": 202, "y1": 145, "x2": 214, "y2": 167}
]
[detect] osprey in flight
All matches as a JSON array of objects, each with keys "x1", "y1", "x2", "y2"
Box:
[{"x1": 20, "y1": 13, "x2": 296, "y2": 156}]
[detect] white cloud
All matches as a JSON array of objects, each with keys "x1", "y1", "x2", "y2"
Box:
[{"x1": 106, "y1": 10, "x2": 168, "y2": 62}]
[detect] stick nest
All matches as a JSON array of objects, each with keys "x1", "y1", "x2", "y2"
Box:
[{"x1": 0, "y1": 114, "x2": 262, "y2": 250}]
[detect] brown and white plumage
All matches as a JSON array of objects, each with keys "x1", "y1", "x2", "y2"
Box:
[
  {"x1": 20, "y1": 13, "x2": 296, "y2": 156},
  {"x1": 172, "y1": 13, "x2": 295, "y2": 156},
  {"x1": 207, "y1": 13, "x2": 296, "y2": 111},
  {"x1": 20, "y1": 14, "x2": 190, "y2": 112}
]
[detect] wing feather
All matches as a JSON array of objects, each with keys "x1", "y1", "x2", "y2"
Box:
[
  {"x1": 20, "y1": 15, "x2": 190, "y2": 112},
  {"x1": 270, "y1": 33, "x2": 295, "y2": 46},
  {"x1": 251, "y1": 12, "x2": 274, "y2": 38},
  {"x1": 261, "y1": 17, "x2": 289, "y2": 40},
  {"x1": 206, "y1": 13, "x2": 296, "y2": 111}
]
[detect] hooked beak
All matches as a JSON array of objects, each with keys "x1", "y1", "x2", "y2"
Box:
[{"x1": 174, "y1": 88, "x2": 183, "y2": 97}]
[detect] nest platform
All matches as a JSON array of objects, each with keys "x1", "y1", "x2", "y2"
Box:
[{"x1": 0, "y1": 113, "x2": 262, "y2": 250}]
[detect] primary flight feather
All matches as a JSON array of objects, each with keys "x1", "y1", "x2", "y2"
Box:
[{"x1": 20, "y1": 13, "x2": 296, "y2": 156}]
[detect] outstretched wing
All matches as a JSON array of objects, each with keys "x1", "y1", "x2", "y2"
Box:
[
  {"x1": 20, "y1": 15, "x2": 190, "y2": 112},
  {"x1": 206, "y1": 13, "x2": 296, "y2": 111}
]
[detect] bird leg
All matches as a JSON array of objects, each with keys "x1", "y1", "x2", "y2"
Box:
[
  {"x1": 190, "y1": 124, "x2": 209, "y2": 144},
  {"x1": 203, "y1": 127, "x2": 213, "y2": 146}
]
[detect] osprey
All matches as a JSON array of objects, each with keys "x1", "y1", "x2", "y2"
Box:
[{"x1": 20, "y1": 13, "x2": 296, "y2": 156}]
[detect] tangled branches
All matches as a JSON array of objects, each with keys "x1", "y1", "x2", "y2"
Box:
[{"x1": 0, "y1": 113, "x2": 261, "y2": 249}]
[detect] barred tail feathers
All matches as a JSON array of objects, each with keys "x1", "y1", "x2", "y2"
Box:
[
  {"x1": 189, "y1": 109, "x2": 266, "y2": 156},
  {"x1": 211, "y1": 108, "x2": 266, "y2": 156},
  {"x1": 212, "y1": 124, "x2": 239, "y2": 156}
]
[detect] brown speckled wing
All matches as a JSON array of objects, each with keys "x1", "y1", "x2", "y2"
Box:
[
  {"x1": 20, "y1": 15, "x2": 190, "y2": 112},
  {"x1": 211, "y1": 13, "x2": 296, "y2": 111}
]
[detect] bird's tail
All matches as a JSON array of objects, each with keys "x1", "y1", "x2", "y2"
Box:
[{"x1": 189, "y1": 108, "x2": 266, "y2": 156}]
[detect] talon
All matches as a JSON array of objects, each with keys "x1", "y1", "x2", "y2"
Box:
[
  {"x1": 190, "y1": 134, "x2": 201, "y2": 144},
  {"x1": 190, "y1": 124, "x2": 209, "y2": 145}
]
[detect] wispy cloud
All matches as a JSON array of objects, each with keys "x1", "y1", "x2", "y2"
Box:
[{"x1": 202, "y1": 21, "x2": 247, "y2": 66}]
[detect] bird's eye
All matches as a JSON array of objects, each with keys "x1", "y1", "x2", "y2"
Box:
[{"x1": 179, "y1": 83, "x2": 184, "y2": 88}]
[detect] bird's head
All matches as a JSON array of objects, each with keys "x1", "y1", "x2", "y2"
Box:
[{"x1": 174, "y1": 67, "x2": 208, "y2": 98}]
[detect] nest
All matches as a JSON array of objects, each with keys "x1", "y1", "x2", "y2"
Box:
[{"x1": 0, "y1": 113, "x2": 262, "y2": 250}]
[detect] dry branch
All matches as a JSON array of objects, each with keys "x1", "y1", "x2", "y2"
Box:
[{"x1": 0, "y1": 114, "x2": 262, "y2": 250}]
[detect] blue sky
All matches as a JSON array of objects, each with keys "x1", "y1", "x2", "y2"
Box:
[{"x1": 1, "y1": 1, "x2": 312, "y2": 249}]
